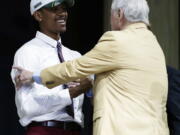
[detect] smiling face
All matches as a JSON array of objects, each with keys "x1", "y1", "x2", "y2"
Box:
[{"x1": 34, "y1": 3, "x2": 68, "y2": 40}]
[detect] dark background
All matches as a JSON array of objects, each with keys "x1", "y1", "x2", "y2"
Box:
[{"x1": 0, "y1": 0, "x2": 103, "y2": 134}]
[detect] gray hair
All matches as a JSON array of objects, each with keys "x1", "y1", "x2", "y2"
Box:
[{"x1": 111, "y1": 0, "x2": 150, "y2": 25}]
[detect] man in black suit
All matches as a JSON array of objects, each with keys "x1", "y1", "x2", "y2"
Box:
[{"x1": 167, "y1": 66, "x2": 180, "y2": 135}]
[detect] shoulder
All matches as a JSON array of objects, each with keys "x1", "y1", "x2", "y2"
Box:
[
  {"x1": 14, "y1": 38, "x2": 40, "y2": 58},
  {"x1": 99, "y1": 31, "x2": 129, "y2": 43}
]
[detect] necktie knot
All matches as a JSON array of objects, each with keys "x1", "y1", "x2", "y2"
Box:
[{"x1": 57, "y1": 41, "x2": 61, "y2": 49}]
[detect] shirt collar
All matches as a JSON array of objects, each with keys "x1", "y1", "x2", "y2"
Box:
[
  {"x1": 124, "y1": 22, "x2": 147, "y2": 30},
  {"x1": 36, "y1": 31, "x2": 62, "y2": 48}
]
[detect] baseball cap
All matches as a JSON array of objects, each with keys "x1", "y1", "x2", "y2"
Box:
[{"x1": 30, "y1": 0, "x2": 75, "y2": 15}]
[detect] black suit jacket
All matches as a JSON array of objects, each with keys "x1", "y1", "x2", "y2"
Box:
[{"x1": 167, "y1": 66, "x2": 180, "y2": 135}]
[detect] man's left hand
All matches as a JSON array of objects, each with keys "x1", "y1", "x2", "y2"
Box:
[{"x1": 69, "y1": 78, "x2": 93, "y2": 98}]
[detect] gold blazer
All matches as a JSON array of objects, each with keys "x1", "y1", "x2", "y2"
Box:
[{"x1": 41, "y1": 23, "x2": 169, "y2": 135}]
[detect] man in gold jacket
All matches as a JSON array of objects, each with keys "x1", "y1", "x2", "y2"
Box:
[{"x1": 14, "y1": 0, "x2": 169, "y2": 134}]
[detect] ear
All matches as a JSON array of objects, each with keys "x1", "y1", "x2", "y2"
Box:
[
  {"x1": 117, "y1": 9, "x2": 124, "y2": 21},
  {"x1": 33, "y1": 11, "x2": 43, "y2": 22}
]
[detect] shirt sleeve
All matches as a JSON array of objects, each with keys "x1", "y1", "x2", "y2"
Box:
[{"x1": 11, "y1": 45, "x2": 72, "y2": 117}]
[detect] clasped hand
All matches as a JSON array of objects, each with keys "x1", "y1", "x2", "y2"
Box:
[
  {"x1": 13, "y1": 66, "x2": 34, "y2": 90},
  {"x1": 12, "y1": 67, "x2": 93, "y2": 96}
]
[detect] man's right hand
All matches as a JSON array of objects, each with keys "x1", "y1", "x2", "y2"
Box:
[
  {"x1": 69, "y1": 78, "x2": 93, "y2": 98},
  {"x1": 13, "y1": 66, "x2": 34, "y2": 90}
]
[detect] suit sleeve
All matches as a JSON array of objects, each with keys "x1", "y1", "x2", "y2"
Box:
[{"x1": 41, "y1": 32, "x2": 120, "y2": 89}]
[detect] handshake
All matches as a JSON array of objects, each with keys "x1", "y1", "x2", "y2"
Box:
[{"x1": 13, "y1": 66, "x2": 93, "y2": 98}]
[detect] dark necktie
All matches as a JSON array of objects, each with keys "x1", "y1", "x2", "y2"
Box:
[{"x1": 57, "y1": 41, "x2": 74, "y2": 118}]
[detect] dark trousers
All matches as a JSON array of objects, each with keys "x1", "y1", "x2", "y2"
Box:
[{"x1": 25, "y1": 126, "x2": 80, "y2": 135}]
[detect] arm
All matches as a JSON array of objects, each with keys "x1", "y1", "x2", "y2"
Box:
[
  {"x1": 11, "y1": 47, "x2": 74, "y2": 116},
  {"x1": 41, "y1": 32, "x2": 119, "y2": 88},
  {"x1": 14, "y1": 32, "x2": 119, "y2": 89}
]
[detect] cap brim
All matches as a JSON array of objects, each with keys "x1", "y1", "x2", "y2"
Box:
[{"x1": 43, "y1": 0, "x2": 74, "y2": 8}]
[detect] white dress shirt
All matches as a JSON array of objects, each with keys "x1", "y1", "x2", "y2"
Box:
[{"x1": 11, "y1": 31, "x2": 84, "y2": 127}]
